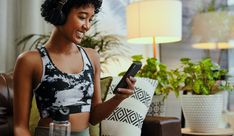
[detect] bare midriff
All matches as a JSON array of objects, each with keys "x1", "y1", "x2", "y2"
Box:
[{"x1": 38, "y1": 112, "x2": 90, "y2": 132}]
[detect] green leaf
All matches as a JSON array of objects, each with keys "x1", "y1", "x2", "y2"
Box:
[
  {"x1": 193, "y1": 80, "x2": 202, "y2": 94},
  {"x1": 201, "y1": 86, "x2": 209, "y2": 95},
  {"x1": 131, "y1": 55, "x2": 143, "y2": 62}
]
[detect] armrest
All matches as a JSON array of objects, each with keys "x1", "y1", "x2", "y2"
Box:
[
  {"x1": 0, "y1": 73, "x2": 14, "y2": 136},
  {"x1": 141, "y1": 116, "x2": 182, "y2": 136}
]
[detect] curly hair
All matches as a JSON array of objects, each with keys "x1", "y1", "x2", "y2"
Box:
[{"x1": 41, "y1": 0, "x2": 102, "y2": 26}]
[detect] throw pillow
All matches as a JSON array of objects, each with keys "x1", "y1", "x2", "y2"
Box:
[
  {"x1": 100, "y1": 76, "x2": 113, "y2": 101},
  {"x1": 101, "y1": 77, "x2": 157, "y2": 136},
  {"x1": 89, "y1": 76, "x2": 113, "y2": 136},
  {"x1": 29, "y1": 95, "x2": 40, "y2": 135}
]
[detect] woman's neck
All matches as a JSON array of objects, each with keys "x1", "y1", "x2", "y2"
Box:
[{"x1": 45, "y1": 28, "x2": 77, "y2": 54}]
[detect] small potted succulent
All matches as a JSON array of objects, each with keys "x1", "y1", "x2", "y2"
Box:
[{"x1": 171, "y1": 57, "x2": 233, "y2": 133}]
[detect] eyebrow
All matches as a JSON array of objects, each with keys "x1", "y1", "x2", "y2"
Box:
[
  {"x1": 79, "y1": 11, "x2": 88, "y2": 15},
  {"x1": 78, "y1": 12, "x2": 95, "y2": 18}
]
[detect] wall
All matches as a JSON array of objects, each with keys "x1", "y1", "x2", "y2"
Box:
[
  {"x1": 0, "y1": 0, "x2": 52, "y2": 73},
  {"x1": 0, "y1": 0, "x2": 17, "y2": 72}
]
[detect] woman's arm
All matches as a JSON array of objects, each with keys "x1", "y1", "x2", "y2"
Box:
[
  {"x1": 87, "y1": 49, "x2": 136, "y2": 125},
  {"x1": 13, "y1": 52, "x2": 37, "y2": 136}
]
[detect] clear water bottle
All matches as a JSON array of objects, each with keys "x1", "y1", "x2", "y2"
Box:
[{"x1": 49, "y1": 107, "x2": 71, "y2": 136}]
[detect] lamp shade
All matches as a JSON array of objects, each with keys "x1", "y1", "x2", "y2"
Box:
[
  {"x1": 126, "y1": 0, "x2": 182, "y2": 44},
  {"x1": 192, "y1": 11, "x2": 234, "y2": 49}
]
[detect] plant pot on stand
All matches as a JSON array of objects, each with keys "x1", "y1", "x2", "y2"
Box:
[
  {"x1": 170, "y1": 57, "x2": 233, "y2": 133},
  {"x1": 181, "y1": 94, "x2": 223, "y2": 133},
  {"x1": 147, "y1": 94, "x2": 166, "y2": 116}
]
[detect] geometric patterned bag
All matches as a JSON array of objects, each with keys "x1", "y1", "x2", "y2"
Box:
[{"x1": 101, "y1": 77, "x2": 157, "y2": 136}]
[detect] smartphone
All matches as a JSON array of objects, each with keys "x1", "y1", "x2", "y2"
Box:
[{"x1": 113, "y1": 62, "x2": 142, "y2": 94}]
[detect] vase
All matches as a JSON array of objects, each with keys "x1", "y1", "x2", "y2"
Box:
[
  {"x1": 181, "y1": 94, "x2": 223, "y2": 133},
  {"x1": 147, "y1": 94, "x2": 166, "y2": 116}
]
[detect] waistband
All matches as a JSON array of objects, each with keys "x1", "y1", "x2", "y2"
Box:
[{"x1": 34, "y1": 126, "x2": 90, "y2": 136}]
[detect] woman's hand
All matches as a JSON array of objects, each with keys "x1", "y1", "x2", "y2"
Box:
[
  {"x1": 89, "y1": 76, "x2": 136, "y2": 125},
  {"x1": 114, "y1": 76, "x2": 136, "y2": 100}
]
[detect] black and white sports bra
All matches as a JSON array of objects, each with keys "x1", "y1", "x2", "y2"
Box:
[{"x1": 34, "y1": 46, "x2": 94, "y2": 118}]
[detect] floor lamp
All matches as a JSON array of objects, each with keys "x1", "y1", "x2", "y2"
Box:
[
  {"x1": 192, "y1": 11, "x2": 234, "y2": 65},
  {"x1": 126, "y1": 0, "x2": 182, "y2": 59}
]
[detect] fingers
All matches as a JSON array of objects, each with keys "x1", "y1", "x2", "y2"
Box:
[
  {"x1": 116, "y1": 76, "x2": 136, "y2": 95},
  {"x1": 115, "y1": 88, "x2": 133, "y2": 100},
  {"x1": 117, "y1": 88, "x2": 134, "y2": 95},
  {"x1": 127, "y1": 76, "x2": 136, "y2": 89}
]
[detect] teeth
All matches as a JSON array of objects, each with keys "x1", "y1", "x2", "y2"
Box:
[{"x1": 76, "y1": 31, "x2": 84, "y2": 38}]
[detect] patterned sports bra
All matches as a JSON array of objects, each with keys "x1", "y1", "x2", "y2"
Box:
[{"x1": 34, "y1": 46, "x2": 94, "y2": 118}]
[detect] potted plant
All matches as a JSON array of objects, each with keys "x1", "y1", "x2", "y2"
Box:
[
  {"x1": 119, "y1": 55, "x2": 172, "y2": 116},
  {"x1": 171, "y1": 57, "x2": 233, "y2": 133}
]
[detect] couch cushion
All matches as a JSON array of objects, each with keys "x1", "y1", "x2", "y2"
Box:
[
  {"x1": 100, "y1": 76, "x2": 113, "y2": 101},
  {"x1": 89, "y1": 76, "x2": 112, "y2": 136},
  {"x1": 0, "y1": 73, "x2": 13, "y2": 136},
  {"x1": 101, "y1": 77, "x2": 157, "y2": 136},
  {"x1": 29, "y1": 96, "x2": 40, "y2": 135}
]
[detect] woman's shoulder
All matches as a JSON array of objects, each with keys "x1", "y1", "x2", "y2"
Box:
[
  {"x1": 82, "y1": 47, "x2": 97, "y2": 54},
  {"x1": 81, "y1": 47, "x2": 100, "y2": 71},
  {"x1": 16, "y1": 50, "x2": 41, "y2": 66},
  {"x1": 82, "y1": 47, "x2": 100, "y2": 60}
]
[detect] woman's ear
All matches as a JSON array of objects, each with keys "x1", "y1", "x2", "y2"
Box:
[{"x1": 49, "y1": 8, "x2": 66, "y2": 25}]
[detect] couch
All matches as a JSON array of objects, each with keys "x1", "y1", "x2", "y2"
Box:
[{"x1": 0, "y1": 73, "x2": 182, "y2": 136}]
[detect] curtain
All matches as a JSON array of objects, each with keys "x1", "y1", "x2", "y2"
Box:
[
  {"x1": 0, "y1": 0, "x2": 17, "y2": 72},
  {"x1": 0, "y1": 0, "x2": 52, "y2": 72}
]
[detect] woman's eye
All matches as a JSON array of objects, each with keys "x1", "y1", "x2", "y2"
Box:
[{"x1": 79, "y1": 16, "x2": 86, "y2": 20}]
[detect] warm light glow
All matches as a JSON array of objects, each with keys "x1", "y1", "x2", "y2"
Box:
[
  {"x1": 128, "y1": 37, "x2": 182, "y2": 44},
  {"x1": 126, "y1": 0, "x2": 182, "y2": 44},
  {"x1": 193, "y1": 42, "x2": 234, "y2": 49},
  {"x1": 192, "y1": 11, "x2": 234, "y2": 49}
]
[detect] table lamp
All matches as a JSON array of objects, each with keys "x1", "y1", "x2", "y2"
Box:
[
  {"x1": 126, "y1": 0, "x2": 182, "y2": 58},
  {"x1": 192, "y1": 11, "x2": 234, "y2": 50},
  {"x1": 192, "y1": 11, "x2": 234, "y2": 64}
]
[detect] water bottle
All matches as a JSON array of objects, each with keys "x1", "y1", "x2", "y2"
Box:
[{"x1": 49, "y1": 107, "x2": 71, "y2": 136}]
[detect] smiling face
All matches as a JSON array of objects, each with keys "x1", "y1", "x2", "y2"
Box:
[{"x1": 58, "y1": 4, "x2": 95, "y2": 44}]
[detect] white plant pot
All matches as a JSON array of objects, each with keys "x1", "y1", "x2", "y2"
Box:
[{"x1": 181, "y1": 94, "x2": 223, "y2": 133}]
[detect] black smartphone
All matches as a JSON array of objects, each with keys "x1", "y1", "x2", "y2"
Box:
[{"x1": 113, "y1": 62, "x2": 142, "y2": 94}]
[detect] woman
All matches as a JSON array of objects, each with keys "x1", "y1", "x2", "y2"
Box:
[{"x1": 13, "y1": 0, "x2": 136, "y2": 136}]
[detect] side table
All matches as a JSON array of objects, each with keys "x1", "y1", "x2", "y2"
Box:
[{"x1": 182, "y1": 128, "x2": 233, "y2": 136}]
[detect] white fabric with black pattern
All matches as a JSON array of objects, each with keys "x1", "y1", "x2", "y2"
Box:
[
  {"x1": 101, "y1": 77, "x2": 157, "y2": 136},
  {"x1": 34, "y1": 45, "x2": 94, "y2": 118}
]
